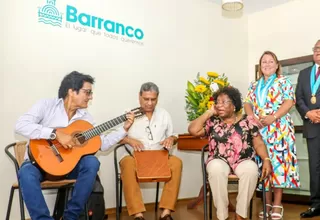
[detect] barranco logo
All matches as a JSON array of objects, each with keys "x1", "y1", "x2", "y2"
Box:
[
  {"x1": 66, "y1": 5, "x2": 144, "y2": 40},
  {"x1": 38, "y1": 0, "x2": 145, "y2": 41},
  {"x1": 38, "y1": 0, "x2": 63, "y2": 27}
]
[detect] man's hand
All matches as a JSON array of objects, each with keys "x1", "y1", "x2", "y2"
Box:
[
  {"x1": 306, "y1": 110, "x2": 320, "y2": 123},
  {"x1": 260, "y1": 159, "x2": 272, "y2": 180},
  {"x1": 55, "y1": 130, "x2": 76, "y2": 150},
  {"x1": 160, "y1": 136, "x2": 176, "y2": 149},
  {"x1": 123, "y1": 112, "x2": 135, "y2": 132},
  {"x1": 127, "y1": 138, "x2": 144, "y2": 151}
]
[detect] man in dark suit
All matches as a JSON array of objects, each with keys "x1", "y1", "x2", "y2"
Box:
[{"x1": 296, "y1": 39, "x2": 320, "y2": 218}]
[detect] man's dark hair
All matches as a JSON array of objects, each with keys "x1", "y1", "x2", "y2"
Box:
[
  {"x1": 213, "y1": 86, "x2": 242, "y2": 112},
  {"x1": 58, "y1": 71, "x2": 95, "y2": 99}
]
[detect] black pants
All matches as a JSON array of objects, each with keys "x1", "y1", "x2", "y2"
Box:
[{"x1": 307, "y1": 136, "x2": 320, "y2": 208}]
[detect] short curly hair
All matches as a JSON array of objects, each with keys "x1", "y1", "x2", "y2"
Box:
[{"x1": 212, "y1": 86, "x2": 242, "y2": 112}]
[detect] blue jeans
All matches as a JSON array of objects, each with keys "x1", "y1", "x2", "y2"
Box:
[{"x1": 18, "y1": 155, "x2": 100, "y2": 220}]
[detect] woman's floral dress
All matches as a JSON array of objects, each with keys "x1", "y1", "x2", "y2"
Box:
[
  {"x1": 245, "y1": 75, "x2": 300, "y2": 189},
  {"x1": 205, "y1": 115, "x2": 260, "y2": 172}
]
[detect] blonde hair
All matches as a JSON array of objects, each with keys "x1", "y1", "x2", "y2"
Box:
[{"x1": 257, "y1": 51, "x2": 282, "y2": 79}]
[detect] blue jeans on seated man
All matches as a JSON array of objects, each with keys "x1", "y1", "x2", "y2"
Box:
[{"x1": 18, "y1": 155, "x2": 100, "y2": 220}]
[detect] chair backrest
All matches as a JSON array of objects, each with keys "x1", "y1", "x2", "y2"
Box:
[
  {"x1": 13, "y1": 141, "x2": 28, "y2": 168},
  {"x1": 5, "y1": 141, "x2": 27, "y2": 170}
]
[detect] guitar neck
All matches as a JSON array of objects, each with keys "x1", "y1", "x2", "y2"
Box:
[{"x1": 82, "y1": 114, "x2": 127, "y2": 140}]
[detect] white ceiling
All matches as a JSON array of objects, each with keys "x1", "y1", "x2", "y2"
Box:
[{"x1": 210, "y1": 0, "x2": 295, "y2": 14}]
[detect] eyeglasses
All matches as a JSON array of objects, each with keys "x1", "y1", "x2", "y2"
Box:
[
  {"x1": 312, "y1": 47, "x2": 320, "y2": 52},
  {"x1": 216, "y1": 100, "x2": 232, "y2": 106},
  {"x1": 81, "y1": 89, "x2": 93, "y2": 96},
  {"x1": 145, "y1": 126, "x2": 153, "y2": 140}
]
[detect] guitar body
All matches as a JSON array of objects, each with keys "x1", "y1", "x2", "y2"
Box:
[{"x1": 29, "y1": 120, "x2": 101, "y2": 176}]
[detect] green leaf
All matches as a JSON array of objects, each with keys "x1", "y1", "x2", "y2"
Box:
[
  {"x1": 187, "y1": 89, "x2": 200, "y2": 100},
  {"x1": 187, "y1": 81, "x2": 195, "y2": 92},
  {"x1": 187, "y1": 96, "x2": 198, "y2": 107}
]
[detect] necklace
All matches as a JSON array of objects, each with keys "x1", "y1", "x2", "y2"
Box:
[{"x1": 222, "y1": 115, "x2": 237, "y2": 125}]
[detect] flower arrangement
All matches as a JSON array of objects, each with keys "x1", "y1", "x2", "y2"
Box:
[{"x1": 185, "y1": 72, "x2": 230, "y2": 121}]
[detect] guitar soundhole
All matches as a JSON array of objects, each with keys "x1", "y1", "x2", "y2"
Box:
[{"x1": 75, "y1": 133, "x2": 86, "y2": 145}]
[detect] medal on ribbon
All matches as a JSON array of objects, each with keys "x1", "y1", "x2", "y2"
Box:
[
  {"x1": 310, "y1": 65, "x2": 319, "y2": 104},
  {"x1": 255, "y1": 74, "x2": 277, "y2": 108}
]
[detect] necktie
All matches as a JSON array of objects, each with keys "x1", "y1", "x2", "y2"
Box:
[{"x1": 316, "y1": 67, "x2": 320, "y2": 80}]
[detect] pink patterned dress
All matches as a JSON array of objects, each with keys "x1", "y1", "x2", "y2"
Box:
[{"x1": 205, "y1": 115, "x2": 260, "y2": 172}]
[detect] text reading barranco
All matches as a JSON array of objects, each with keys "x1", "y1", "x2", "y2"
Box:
[{"x1": 66, "y1": 5, "x2": 144, "y2": 40}]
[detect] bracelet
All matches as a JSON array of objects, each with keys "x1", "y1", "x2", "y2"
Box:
[
  {"x1": 264, "y1": 158, "x2": 272, "y2": 162},
  {"x1": 273, "y1": 114, "x2": 277, "y2": 120}
]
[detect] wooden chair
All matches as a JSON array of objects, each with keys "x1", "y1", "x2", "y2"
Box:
[
  {"x1": 201, "y1": 144, "x2": 267, "y2": 220},
  {"x1": 114, "y1": 144, "x2": 160, "y2": 220},
  {"x1": 5, "y1": 141, "x2": 88, "y2": 220}
]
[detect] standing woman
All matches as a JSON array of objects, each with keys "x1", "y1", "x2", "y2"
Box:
[{"x1": 244, "y1": 51, "x2": 300, "y2": 219}]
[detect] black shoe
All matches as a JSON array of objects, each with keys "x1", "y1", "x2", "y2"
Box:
[
  {"x1": 300, "y1": 207, "x2": 320, "y2": 218},
  {"x1": 134, "y1": 217, "x2": 145, "y2": 220},
  {"x1": 159, "y1": 214, "x2": 173, "y2": 220}
]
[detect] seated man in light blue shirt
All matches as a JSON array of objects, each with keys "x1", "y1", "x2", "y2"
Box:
[{"x1": 15, "y1": 71, "x2": 134, "y2": 220}]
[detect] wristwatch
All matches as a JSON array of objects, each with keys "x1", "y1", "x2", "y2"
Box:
[{"x1": 50, "y1": 129, "x2": 57, "y2": 140}]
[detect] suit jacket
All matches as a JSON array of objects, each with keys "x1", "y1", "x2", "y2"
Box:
[{"x1": 295, "y1": 65, "x2": 320, "y2": 138}]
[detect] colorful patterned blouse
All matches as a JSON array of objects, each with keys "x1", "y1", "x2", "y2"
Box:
[
  {"x1": 205, "y1": 115, "x2": 260, "y2": 171},
  {"x1": 244, "y1": 75, "x2": 300, "y2": 188}
]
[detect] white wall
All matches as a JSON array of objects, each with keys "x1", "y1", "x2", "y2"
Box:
[
  {"x1": 0, "y1": 0, "x2": 249, "y2": 218},
  {"x1": 248, "y1": 0, "x2": 320, "y2": 81},
  {"x1": 247, "y1": 0, "x2": 320, "y2": 196}
]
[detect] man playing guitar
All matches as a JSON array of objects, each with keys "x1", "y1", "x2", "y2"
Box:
[{"x1": 15, "y1": 71, "x2": 135, "y2": 220}]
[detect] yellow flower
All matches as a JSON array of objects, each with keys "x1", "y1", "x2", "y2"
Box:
[
  {"x1": 199, "y1": 77, "x2": 210, "y2": 85},
  {"x1": 207, "y1": 101, "x2": 214, "y2": 109},
  {"x1": 213, "y1": 79, "x2": 225, "y2": 86},
  {"x1": 194, "y1": 85, "x2": 207, "y2": 93},
  {"x1": 204, "y1": 95, "x2": 210, "y2": 101},
  {"x1": 207, "y1": 72, "x2": 219, "y2": 78},
  {"x1": 185, "y1": 72, "x2": 230, "y2": 121},
  {"x1": 199, "y1": 102, "x2": 206, "y2": 109}
]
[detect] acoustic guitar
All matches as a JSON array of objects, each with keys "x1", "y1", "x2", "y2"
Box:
[{"x1": 29, "y1": 107, "x2": 144, "y2": 176}]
